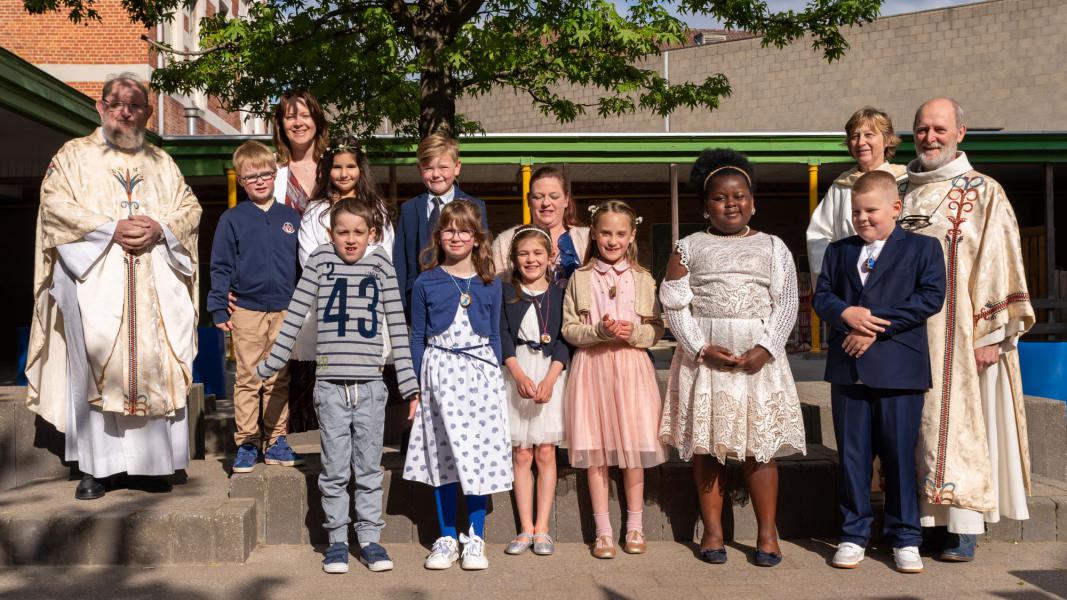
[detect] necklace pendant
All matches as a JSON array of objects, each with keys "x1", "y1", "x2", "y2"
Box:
[
  {"x1": 540, "y1": 333, "x2": 552, "y2": 345},
  {"x1": 459, "y1": 292, "x2": 472, "y2": 308},
  {"x1": 608, "y1": 285, "x2": 617, "y2": 299}
]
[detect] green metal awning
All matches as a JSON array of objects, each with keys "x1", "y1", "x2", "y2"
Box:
[
  {"x1": 0, "y1": 46, "x2": 99, "y2": 137},
  {"x1": 163, "y1": 131, "x2": 1067, "y2": 178}
]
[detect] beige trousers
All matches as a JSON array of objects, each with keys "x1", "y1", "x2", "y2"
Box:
[{"x1": 231, "y1": 308, "x2": 290, "y2": 447}]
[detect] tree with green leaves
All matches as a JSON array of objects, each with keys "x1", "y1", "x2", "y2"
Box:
[{"x1": 23, "y1": 0, "x2": 882, "y2": 137}]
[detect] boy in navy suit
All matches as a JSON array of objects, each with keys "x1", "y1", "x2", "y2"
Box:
[
  {"x1": 814, "y1": 170, "x2": 945, "y2": 574},
  {"x1": 393, "y1": 132, "x2": 489, "y2": 314}
]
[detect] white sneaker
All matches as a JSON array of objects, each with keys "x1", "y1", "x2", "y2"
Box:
[
  {"x1": 459, "y1": 526, "x2": 489, "y2": 570},
  {"x1": 832, "y1": 542, "x2": 866, "y2": 568},
  {"x1": 424, "y1": 536, "x2": 460, "y2": 570},
  {"x1": 893, "y1": 546, "x2": 924, "y2": 573}
]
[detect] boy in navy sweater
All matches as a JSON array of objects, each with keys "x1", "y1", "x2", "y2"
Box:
[
  {"x1": 814, "y1": 171, "x2": 945, "y2": 574},
  {"x1": 208, "y1": 141, "x2": 303, "y2": 474}
]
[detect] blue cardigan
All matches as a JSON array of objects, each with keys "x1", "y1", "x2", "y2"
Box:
[
  {"x1": 410, "y1": 267, "x2": 502, "y2": 376},
  {"x1": 500, "y1": 281, "x2": 570, "y2": 368},
  {"x1": 393, "y1": 186, "x2": 489, "y2": 313},
  {"x1": 208, "y1": 200, "x2": 301, "y2": 325}
]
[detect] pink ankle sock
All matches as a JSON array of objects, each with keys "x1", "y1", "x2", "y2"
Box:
[
  {"x1": 593, "y1": 512, "x2": 612, "y2": 538},
  {"x1": 626, "y1": 510, "x2": 643, "y2": 533}
]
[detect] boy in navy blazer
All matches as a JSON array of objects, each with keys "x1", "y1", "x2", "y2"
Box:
[
  {"x1": 393, "y1": 132, "x2": 489, "y2": 314},
  {"x1": 814, "y1": 171, "x2": 945, "y2": 573}
]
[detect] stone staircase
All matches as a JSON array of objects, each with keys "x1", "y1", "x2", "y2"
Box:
[{"x1": 1, "y1": 358, "x2": 1065, "y2": 566}]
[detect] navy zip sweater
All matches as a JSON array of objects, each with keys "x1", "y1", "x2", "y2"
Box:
[{"x1": 208, "y1": 200, "x2": 301, "y2": 325}]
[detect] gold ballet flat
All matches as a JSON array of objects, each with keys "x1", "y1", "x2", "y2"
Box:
[
  {"x1": 623, "y1": 530, "x2": 646, "y2": 554},
  {"x1": 592, "y1": 535, "x2": 616, "y2": 559}
]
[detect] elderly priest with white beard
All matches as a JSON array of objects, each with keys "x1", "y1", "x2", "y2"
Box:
[
  {"x1": 26, "y1": 73, "x2": 202, "y2": 500},
  {"x1": 902, "y1": 97, "x2": 1035, "y2": 561}
]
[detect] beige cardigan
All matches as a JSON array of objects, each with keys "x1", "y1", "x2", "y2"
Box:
[
  {"x1": 561, "y1": 263, "x2": 664, "y2": 349},
  {"x1": 491, "y1": 225, "x2": 591, "y2": 278}
]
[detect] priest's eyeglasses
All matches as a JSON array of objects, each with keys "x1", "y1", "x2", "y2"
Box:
[
  {"x1": 102, "y1": 100, "x2": 147, "y2": 114},
  {"x1": 239, "y1": 171, "x2": 277, "y2": 183},
  {"x1": 440, "y1": 228, "x2": 474, "y2": 242}
]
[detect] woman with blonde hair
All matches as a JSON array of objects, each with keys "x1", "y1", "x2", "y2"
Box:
[{"x1": 806, "y1": 107, "x2": 906, "y2": 284}]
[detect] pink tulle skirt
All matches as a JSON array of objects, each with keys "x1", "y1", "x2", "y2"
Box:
[{"x1": 564, "y1": 344, "x2": 668, "y2": 469}]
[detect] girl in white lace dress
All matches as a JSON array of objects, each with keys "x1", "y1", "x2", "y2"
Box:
[{"x1": 659, "y1": 149, "x2": 805, "y2": 568}]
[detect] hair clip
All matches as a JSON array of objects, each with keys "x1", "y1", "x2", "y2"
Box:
[
  {"x1": 587, "y1": 204, "x2": 600, "y2": 216},
  {"x1": 326, "y1": 142, "x2": 358, "y2": 154},
  {"x1": 634, "y1": 216, "x2": 643, "y2": 225}
]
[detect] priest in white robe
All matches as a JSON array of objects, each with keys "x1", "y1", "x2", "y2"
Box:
[
  {"x1": 25, "y1": 74, "x2": 201, "y2": 499},
  {"x1": 902, "y1": 98, "x2": 1034, "y2": 560}
]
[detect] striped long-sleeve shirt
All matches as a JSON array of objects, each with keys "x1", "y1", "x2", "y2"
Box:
[{"x1": 256, "y1": 244, "x2": 419, "y2": 398}]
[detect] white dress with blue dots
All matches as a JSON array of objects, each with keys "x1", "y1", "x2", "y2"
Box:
[{"x1": 403, "y1": 304, "x2": 513, "y2": 495}]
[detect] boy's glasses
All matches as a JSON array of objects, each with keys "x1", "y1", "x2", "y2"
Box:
[
  {"x1": 239, "y1": 171, "x2": 277, "y2": 183},
  {"x1": 440, "y1": 229, "x2": 474, "y2": 242}
]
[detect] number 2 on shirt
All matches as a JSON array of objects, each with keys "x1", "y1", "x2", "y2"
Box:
[{"x1": 322, "y1": 276, "x2": 380, "y2": 338}]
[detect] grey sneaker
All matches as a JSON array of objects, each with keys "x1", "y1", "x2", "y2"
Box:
[
  {"x1": 532, "y1": 532, "x2": 555, "y2": 556},
  {"x1": 505, "y1": 532, "x2": 534, "y2": 555}
]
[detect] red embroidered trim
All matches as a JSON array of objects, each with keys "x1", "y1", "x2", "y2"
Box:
[
  {"x1": 973, "y1": 292, "x2": 1030, "y2": 324},
  {"x1": 932, "y1": 176, "x2": 978, "y2": 492}
]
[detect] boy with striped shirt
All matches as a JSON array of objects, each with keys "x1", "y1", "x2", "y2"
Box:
[{"x1": 258, "y1": 197, "x2": 419, "y2": 574}]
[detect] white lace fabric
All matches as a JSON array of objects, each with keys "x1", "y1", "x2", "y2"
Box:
[{"x1": 659, "y1": 232, "x2": 806, "y2": 463}]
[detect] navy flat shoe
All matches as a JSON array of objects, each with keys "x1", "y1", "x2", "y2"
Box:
[
  {"x1": 698, "y1": 547, "x2": 727, "y2": 564},
  {"x1": 754, "y1": 549, "x2": 782, "y2": 567},
  {"x1": 938, "y1": 533, "x2": 976, "y2": 562}
]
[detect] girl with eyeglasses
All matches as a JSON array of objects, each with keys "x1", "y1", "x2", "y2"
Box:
[{"x1": 403, "y1": 200, "x2": 511, "y2": 571}]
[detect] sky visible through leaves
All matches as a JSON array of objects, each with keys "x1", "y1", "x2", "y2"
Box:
[{"x1": 620, "y1": 0, "x2": 976, "y2": 28}]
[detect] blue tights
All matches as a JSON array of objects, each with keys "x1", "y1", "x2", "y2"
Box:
[{"x1": 434, "y1": 482, "x2": 487, "y2": 538}]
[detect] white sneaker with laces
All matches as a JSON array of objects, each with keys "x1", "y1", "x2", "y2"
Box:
[
  {"x1": 459, "y1": 526, "x2": 489, "y2": 570},
  {"x1": 893, "y1": 546, "x2": 924, "y2": 573},
  {"x1": 832, "y1": 542, "x2": 865, "y2": 568},
  {"x1": 424, "y1": 536, "x2": 460, "y2": 570}
]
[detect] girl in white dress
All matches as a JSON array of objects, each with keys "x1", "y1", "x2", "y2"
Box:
[
  {"x1": 403, "y1": 201, "x2": 510, "y2": 571},
  {"x1": 659, "y1": 149, "x2": 805, "y2": 568},
  {"x1": 499, "y1": 226, "x2": 569, "y2": 556}
]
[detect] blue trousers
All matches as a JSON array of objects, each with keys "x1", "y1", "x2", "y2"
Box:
[
  {"x1": 434, "y1": 482, "x2": 487, "y2": 538},
  {"x1": 831, "y1": 384, "x2": 924, "y2": 548}
]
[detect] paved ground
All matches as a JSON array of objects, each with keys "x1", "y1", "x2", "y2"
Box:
[{"x1": 2, "y1": 540, "x2": 1065, "y2": 599}]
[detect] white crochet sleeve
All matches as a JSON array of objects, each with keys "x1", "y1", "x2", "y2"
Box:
[
  {"x1": 660, "y1": 274, "x2": 706, "y2": 361},
  {"x1": 754, "y1": 236, "x2": 798, "y2": 361}
]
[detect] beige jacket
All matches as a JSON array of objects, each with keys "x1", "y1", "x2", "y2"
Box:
[
  {"x1": 562, "y1": 263, "x2": 664, "y2": 349},
  {"x1": 492, "y1": 225, "x2": 591, "y2": 278}
]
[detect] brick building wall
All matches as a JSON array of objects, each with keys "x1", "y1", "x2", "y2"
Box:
[
  {"x1": 0, "y1": 0, "x2": 260, "y2": 136},
  {"x1": 457, "y1": 0, "x2": 1067, "y2": 134}
]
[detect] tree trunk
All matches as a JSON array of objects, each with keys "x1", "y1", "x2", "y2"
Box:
[{"x1": 419, "y1": 61, "x2": 456, "y2": 138}]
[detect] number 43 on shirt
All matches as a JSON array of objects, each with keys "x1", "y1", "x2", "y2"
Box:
[{"x1": 322, "y1": 276, "x2": 380, "y2": 338}]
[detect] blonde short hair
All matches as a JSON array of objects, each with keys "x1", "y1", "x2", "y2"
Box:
[
  {"x1": 417, "y1": 132, "x2": 460, "y2": 165},
  {"x1": 232, "y1": 141, "x2": 277, "y2": 174},
  {"x1": 852, "y1": 170, "x2": 899, "y2": 202},
  {"x1": 844, "y1": 107, "x2": 902, "y2": 161}
]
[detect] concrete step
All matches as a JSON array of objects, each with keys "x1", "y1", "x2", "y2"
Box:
[
  {"x1": 229, "y1": 444, "x2": 843, "y2": 547},
  {"x1": 0, "y1": 459, "x2": 256, "y2": 565},
  {"x1": 1, "y1": 384, "x2": 209, "y2": 492}
]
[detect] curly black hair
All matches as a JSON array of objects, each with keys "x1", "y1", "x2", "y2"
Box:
[{"x1": 689, "y1": 148, "x2": 755, "y2": 199}]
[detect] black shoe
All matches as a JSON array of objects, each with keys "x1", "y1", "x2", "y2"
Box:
[
  {"x1": 698, "y1": 547, "x2": 728, "y2": 564},
  {"x1": 75, "y1": 474, "x2": 106, "y2": 500},
  {"x1": 129, "y1": 475, "x2": 173, "y2": 493},
  {"x1": 753, "y1": 549, "x2": 782, "y2": 567}
]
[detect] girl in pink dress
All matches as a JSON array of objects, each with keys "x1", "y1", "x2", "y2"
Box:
[{"x1": 562, "y1": 200, "x2": 667, "y2": 559}]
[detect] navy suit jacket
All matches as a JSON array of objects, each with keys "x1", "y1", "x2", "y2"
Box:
[
  {"x1": 813, "y1": 226, "x2": 946, "y2": 390},
  {"x1": 393, "y1": 185, "x2": 489, "y2": 311}
]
